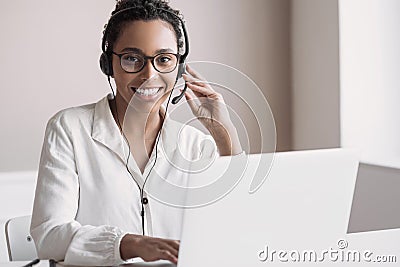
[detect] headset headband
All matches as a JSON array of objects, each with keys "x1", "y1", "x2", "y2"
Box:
[{"x1": 101, "y1": 7, "x2": 189, "y2": 64}]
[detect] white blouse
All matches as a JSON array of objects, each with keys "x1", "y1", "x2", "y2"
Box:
[{"x1": 30, "y1": 95, "x2": 217, "y2": 266}]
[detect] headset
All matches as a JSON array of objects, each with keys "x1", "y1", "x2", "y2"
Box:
[
  {"x1": 99, "y1": 6, "x2": 190, "y2": 235},
  {"x1": 99, "y1": 6, "x2": 190, "y2": 104}
]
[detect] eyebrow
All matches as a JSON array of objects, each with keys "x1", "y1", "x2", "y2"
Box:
[{"x1": 120, "y1": 47, "x2": 176, "y2": 54}]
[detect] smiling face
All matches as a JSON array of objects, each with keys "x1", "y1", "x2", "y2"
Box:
[{"x1": 112, "y1": 19, "x2": 179, "y2": 113}]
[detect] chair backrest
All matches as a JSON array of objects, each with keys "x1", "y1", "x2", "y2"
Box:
[{"x1": 5, "y1": 215, "x2": 37, "y2": 261}]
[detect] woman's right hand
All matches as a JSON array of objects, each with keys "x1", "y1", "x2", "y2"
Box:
[{"x1": 120, "y1": 234, "x2": 180, "y2": 264}]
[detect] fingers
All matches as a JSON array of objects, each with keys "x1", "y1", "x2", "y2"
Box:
[
  {"x1": 182, "y1": 73, "x2": 209, "y2": 88},
  {"x1": 182, "y1": 69, "x2": 203, "y2": 83},
  {"x1": 164, "y1": 239, "x2": 180, "y2": 256},
  {"x1": 154, "y1": 240, "x2": 179, "y2": 264},
  {"x1": 185, "y1": 64, "x2": 206, "y2": 81},
  {"x1": 160, "y1": 245, "x2": 178, "y2": 261},
  {"x1": 184, "y1": 90, "x2": 199, "y2": 114},
  {"x1": 182, "y1": 67, "x2": 222, "y2": 100},
  {"x1": 163, "y1": 239, "x2": 180, "y2": 253},
  {"x1": 157, "y1": 249, "x2": 178, "y2": 264},
  {"x1": 186, "y1": 82, "x2": 224, "y2": 102},
  {"x1": 135, "y1": 236, "x2": 180, "y2": 264},
  {"x1": 184, "y1": 79, "x2": 210, "y2": 95}
]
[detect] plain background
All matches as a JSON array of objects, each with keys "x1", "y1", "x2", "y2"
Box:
[
  {"x1": 0, "y1": 0, "x2": 295, "y2": 172},
  {"x1": 0, "y1": 0, "x2": 342, "y2": 171},
  {"x1": 0, "y1": 0, "x2": 399, "y2": 261}
]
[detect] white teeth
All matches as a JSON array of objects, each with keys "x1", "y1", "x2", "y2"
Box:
[{"x1": 134, "y1": 87, "x2": 160, "y2": 96}]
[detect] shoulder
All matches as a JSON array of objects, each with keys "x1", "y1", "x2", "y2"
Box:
[
  {"x1": 46, "y1": 103, "x2": 96, "y2": 132},
  {"x1": 43, "y1": 95, "x2": 113, "y2": 142}
]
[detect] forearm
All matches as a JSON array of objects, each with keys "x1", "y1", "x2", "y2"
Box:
[
  {"x1": 209, "y1": 123, "x2": 242, "y2": 156},
  {"x1": 120, "y1": 234, "x2": 140, "y2": 260},
  {"x1": 31, "y1": 220, "x2": 126, "y2": 266}
]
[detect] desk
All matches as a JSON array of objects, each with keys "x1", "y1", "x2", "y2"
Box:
[
  {"x1": 0, "y1": 261, "x2": 49, "y2": 267},
  {"x1": 0, "y1": 261, "x2": 175, "y2": 267}
]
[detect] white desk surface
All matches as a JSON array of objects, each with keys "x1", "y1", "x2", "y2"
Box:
[
  {"x1": 0, "y1": 261, "x2": 49, "y2": 267},
  {"x1": 0, "y1": 261, "x2": 175, "y2": 267}
]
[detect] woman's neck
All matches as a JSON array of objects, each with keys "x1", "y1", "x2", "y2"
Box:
[{"x1": 110, "y1": 94, "x2": 163, "y2": 140}]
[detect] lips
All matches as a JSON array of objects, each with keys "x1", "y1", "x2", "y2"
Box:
[{"x1": 131, "y1": 86, "x2": 163, "y2": 96}]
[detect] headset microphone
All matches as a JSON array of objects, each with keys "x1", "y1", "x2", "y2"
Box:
[
  {"x1": 171, "y1": 87, "x2": 186, "y2": 104},
  {"x1": 171, "y1": 63, "x2": 187, "y2": 104}
]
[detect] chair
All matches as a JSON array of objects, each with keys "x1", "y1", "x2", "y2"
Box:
[{"x1": 5, "y1": 215, "x2": 37, "y2": 261}]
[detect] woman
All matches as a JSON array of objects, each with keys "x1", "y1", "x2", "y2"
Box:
[{"x1": 30, "y1": 0, "x2": 241, "y2": 265}]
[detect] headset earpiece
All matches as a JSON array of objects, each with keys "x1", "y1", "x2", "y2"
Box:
[
  {"x1": 100, "y1": 52, "x2": 113, "y2": 77},
  {"x1": 177, "y1": 62, "x2": 186, "y2": 80}
]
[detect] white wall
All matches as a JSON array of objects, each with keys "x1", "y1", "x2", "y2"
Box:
[
  {"x1": 171, "y1": 0, "x2": 291, "y2": 151},
  {"x1": 0, "y1": 0, "x2": 291, "y2": 172},
  {"x1": 0, "y1": 1, "x2": 114, "y2": 172},
  {"x1": 339, "y1": 0, "x2": 400, "y2": 169},
  {"x1": 291, "y1": 0, "x2": 341, "y2": 150}
]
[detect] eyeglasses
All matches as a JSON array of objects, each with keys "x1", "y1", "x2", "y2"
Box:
[{"x1": 112, "y1": 51, "x2": 180, "y2": 74}]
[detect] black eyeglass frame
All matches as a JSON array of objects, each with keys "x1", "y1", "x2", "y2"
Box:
[{"x1": 111, "y1": 51, "x2": 181, "y2": 74}]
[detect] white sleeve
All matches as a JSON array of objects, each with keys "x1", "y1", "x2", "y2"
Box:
[{"x1": 30, "y1": 114, "x2": 126, "y2": 266}]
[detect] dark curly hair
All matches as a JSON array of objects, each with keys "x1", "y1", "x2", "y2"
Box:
[{"x1": 103, "y1": 0, "x2": 184, "y2": 55}]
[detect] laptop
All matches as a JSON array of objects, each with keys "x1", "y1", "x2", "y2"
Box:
[{"x1": 177, "y1": 148, "x2": 359, "y2": 266}]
